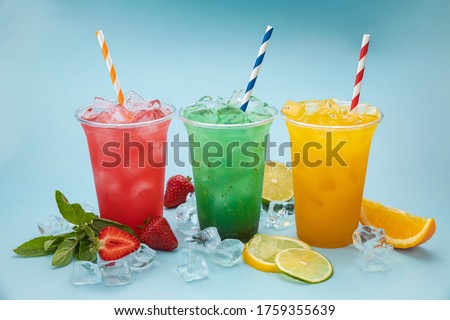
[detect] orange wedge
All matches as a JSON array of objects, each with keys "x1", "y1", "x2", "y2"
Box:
[{"x1": 361, "y1": 199, "x2": 436, "y2": 249}]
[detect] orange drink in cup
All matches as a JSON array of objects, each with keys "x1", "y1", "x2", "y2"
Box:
[
  {"x1": 283, "y1": 34, "x2": 382, "y2": 248},
  {"x1": 282, "y1": 99, "x2": 382, "y2": 248}
]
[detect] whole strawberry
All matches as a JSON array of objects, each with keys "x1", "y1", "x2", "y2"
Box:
[
  {"x1": 164, "y1": 175, "x2": 194, "y2": 208},
  {"x1": 139, "y1": 216, "x2": 178, "y2": 251}
]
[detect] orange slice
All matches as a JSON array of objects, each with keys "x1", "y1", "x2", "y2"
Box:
[{"x1": 361, "y1": 199, "x2": 436, "y2": 249}]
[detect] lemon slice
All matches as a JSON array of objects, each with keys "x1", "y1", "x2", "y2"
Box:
[
  {"x1": 262, "y1": 161, "x2": 294, "y2": 205},
  {"x1": 242, "y1": 234, "x2": 311, "y2": 272},
  {"x1": 275, "y1": 248, "x2": 333, "y2": 284}
]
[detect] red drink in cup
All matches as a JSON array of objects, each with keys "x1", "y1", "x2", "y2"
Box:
[{"x1": 75, "y1": 93, "x2": 175, "y2": 232}]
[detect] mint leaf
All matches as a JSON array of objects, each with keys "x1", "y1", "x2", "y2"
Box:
[
  {"x1": 55, "y1": 190, "x2": 82, "y2": 226},
  {"x1": 91, "y1": 217, "x2": 137, "y2": 238},
  {"x1": 55, "y1": 190, "x2": 79, "y2": 224},
  {"x1": 84, "y1": 226, "x2": 96, "y2": 240},
  {"x1": 74, "y1": 226, "x2": 87, "y2": 241},
  {"x1": 72, "y1": 203, "x2": 96, "y2": 224},
  {"x1": 14, "y1": 236, "x2": 56, "y2": 257},
  {"x1": 52, "y1": 238, "x2": 78, "y2": 267},
  {"x1": 76, "y1": 240, "x2": 96, "y2": 261},
  {"x1": 43, "y1": 236, "x2": 65, "y2": 252},
  {"x1": 55, "y1": 191, "x2": 96, "y2": 226}
]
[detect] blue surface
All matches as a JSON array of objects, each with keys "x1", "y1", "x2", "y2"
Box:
[{"x1": 1, "y1": 0, "x2": 449, "y2": 299}]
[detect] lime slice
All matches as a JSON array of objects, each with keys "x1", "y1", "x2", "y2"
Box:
[
  {"x1": 273, "y1": 235, "x2": 312, "y2": 251},
  {"x1": 275, "y1": 248, "x2": 333, "y2": 284},
  {"x1": 242, "y1": 234, "x2": 311, "y2": 273},
  {"x1": 262, "y1": 161, "x2": 293, "y2": 205}
]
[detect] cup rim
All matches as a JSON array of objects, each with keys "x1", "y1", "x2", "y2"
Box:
[
  {"x1": 281, "y1": 99, "x2": 383, "y2": 130},
  {"x1": 74, "y1": 99, "x2": 176, "y2": 128},
  {"x1": 178, "y1": 101, "x2": 278, "y2": 129}
]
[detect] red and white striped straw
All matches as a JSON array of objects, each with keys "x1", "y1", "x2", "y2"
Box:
[
  {"x1": 95, "y1": 30, "x2": 125, "y2": 106},
  {"x1": 350, "y1": 34, "x2": 370, "y2": 111}
]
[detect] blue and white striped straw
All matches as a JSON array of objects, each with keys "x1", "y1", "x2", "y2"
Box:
[{"x1": 240, "y1": 25, "x2": 274, "y2": 112}]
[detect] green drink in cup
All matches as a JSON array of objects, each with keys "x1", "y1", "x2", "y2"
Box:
[
  {"x1": 181, "y1": 25, "x2": 275, "y2": 241},
  {"x1": 179, "y1": 91, "x2": 277, "y2": 242}
]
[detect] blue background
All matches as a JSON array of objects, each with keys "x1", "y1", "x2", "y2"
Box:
[{"x1": 1, "y1": 0, "x2": 449, "y2": 299}]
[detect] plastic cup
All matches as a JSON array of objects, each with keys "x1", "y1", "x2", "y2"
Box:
[
  {"x1": 179, "y1": 102, "x2": 277, "y2": 242},
  {"x1": 75, "y1": 100, "x2": 175, "y2": 233},
  {"x1": 282, "y1": 100, "x2": 382, "y2": 248}
]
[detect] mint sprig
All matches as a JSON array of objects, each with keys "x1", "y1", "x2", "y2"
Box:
[
  {"x1": 55, "y1": 190, "x2": 96, "y2": 226},
  {"x1": 13, "y1": 190, "x2": 137, "y2": 267}
]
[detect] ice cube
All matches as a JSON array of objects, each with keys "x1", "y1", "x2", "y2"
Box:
[
  {"x1": 183, "y1": 227, "x2": 221, "y2": 254},
  {"x1": 148, "y1": 99, "x2": 161, "y2": 109},
  {"x1": 91, "y1": 111, "x2": 112, "y2": 123},
  {"x1": 82, "y1": 98, "x2": 114, "y2": 122},
  {"x1": 176, "y1": 249, "x2": 209, "y2": 282},
  {"x1": 209, "y1": 239, "x2": 244, "y2": 267},
  {"x1": 197, "y1": 95, "x2": 213, "y2": 103},
  {"x1": 98, "y1": 258, "x2": 132, "y2": 286},
  {"x1": 184, "y1": 104, "x2": 218, "y2": 123},
  {"x1": 281, "y1": 100, "x2": 307, "y2": 121},
  {"x1": 352, "y1": 223, "x2": 393, "y2": 272},
  {"x1": 247, "y1": 100, "x2": 274, "y2": 122},
  {"x1": 352, "y1": 223, "x2": 388, "y2": 250},
  {"x1": 37, "y1": 215, "x2": 73, "y2": 235},
  {"x1": 216, "y1": 106, "x2": 247, "y2": 124},
  {"x1": 110, "y1": 104, "x2": 131, "y2": 123},
  {"x1": 128, "y1": 244, "x2": 157, "y2": 272},
  {"x1": 265, "y1": 201, "x2": 295, "y2": 230},
  {"x1": 359, "y1": 245, "x2": 393, "y2": 272},
  {"x1": 228, "y1": 88, "x2": 244, "y2": 106},
  {"x1": 82, "y1": 109, "x2": 102, "y2": 122},
  {"x1": 132, "y1": 109, "x2": 166, "y2": 123},
  {"x1": 71, "y1": 261, "x2": 102, "y2": 286},
  {"x1": 176, "y1": 200, "x2": 199, "y2": 235},
  {"x1": 125, "y1": 90, "x2": 146, "y2": 110},
  {"x1": 92, "y1": 97, "x2": 114, "y2": 111},
  {"x1": 247, "y1": 108, "x2": 273, "y2": 122}
]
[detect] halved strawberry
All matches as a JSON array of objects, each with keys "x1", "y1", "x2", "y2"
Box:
[{"x1": 97, "y1": 226, "x2": 140, "y2": 261}]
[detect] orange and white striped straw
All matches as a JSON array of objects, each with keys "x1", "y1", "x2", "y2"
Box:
[
  {"x1": 96, "y1": 30, "x2": 125, "y2": 106},
  {"x1": 350, "y1": 34, "x2": 370, "y2": 111}
]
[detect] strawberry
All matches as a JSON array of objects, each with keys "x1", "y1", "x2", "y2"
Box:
[
  {"x1": 139, "y1": 216, "x2": 178, "y2": 251},
  {"x1": 97, "y1": 226, "x2": 140, "y2": 261},
  {"x1": 164, "y1": 175, "x2": 195, "y2": 208}
]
